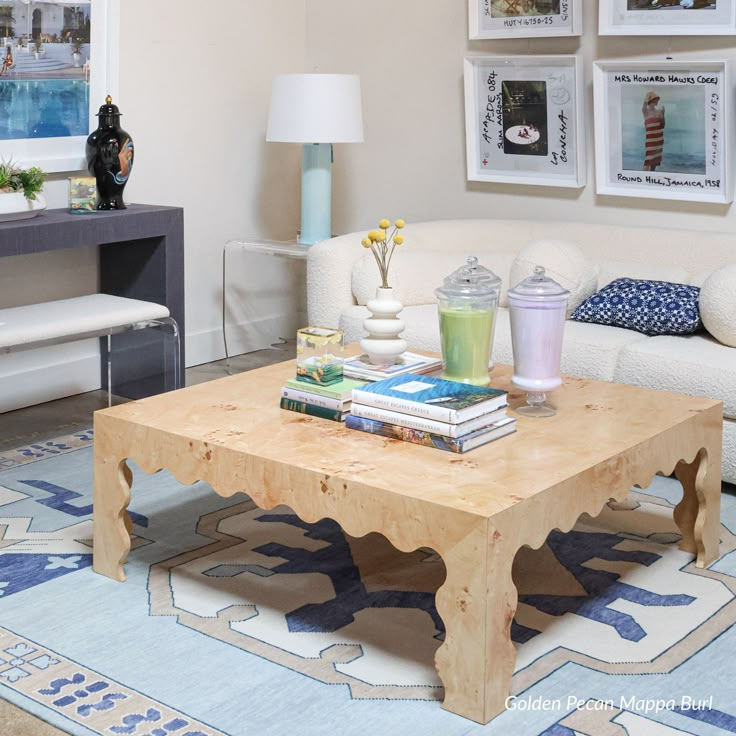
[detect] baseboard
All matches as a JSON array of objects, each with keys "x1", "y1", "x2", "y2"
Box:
[
  {"x1": 187, "y1": 311, "x2": 307, "y2": 367},
  {"x1": 0, "y1": 349, "x2": 100, "y2": 413}
]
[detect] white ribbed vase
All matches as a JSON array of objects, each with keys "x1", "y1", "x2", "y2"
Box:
[{"x1": 360, "y1": 286, "x2": 407, "y2": 365}]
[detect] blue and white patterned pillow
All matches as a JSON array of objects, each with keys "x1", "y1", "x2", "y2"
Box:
[{"x1": 570, "y1": 278, "x2": 702, "y2": 336}]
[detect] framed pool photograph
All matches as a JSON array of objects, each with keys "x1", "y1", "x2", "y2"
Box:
[
  {"x1": 469, "y1": 0, "x2": 582, "y2": 38},
  {"x1": 593, "y1": 60, "x2": 731, "y2": 203},
  {"x1": 599, "y1": 0, "x2": 736, "y2": 35},
  {"x1": 463, "y1": 55, "x2": 586, "y2": 188},
  {"x1": 0, "y1": 0, "x2": 120, "y2": 173}
]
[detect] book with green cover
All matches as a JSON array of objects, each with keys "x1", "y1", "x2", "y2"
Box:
[
  {"x1": 280, "y1": 397, "x2": 348, "y2": 422},
  {"x1": 285, "y1": 376, "x2": 366, "y2": 401},
  {"x1": 351, "y1": 373, "x2": 507, "y2": 424}
]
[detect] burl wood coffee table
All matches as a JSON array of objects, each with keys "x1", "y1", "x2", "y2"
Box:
[{"x1": 92, "y1": 360, "x2": 722, "y2": 724}]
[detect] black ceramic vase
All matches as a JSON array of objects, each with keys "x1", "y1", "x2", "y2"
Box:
[{"x1": 86, "y1": 96, "x2": 134, "y2": 210}]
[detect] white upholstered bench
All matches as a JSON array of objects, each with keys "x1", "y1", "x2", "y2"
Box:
[{"x1": 0, "y1": 294, "x2": 181, "y2": 406}]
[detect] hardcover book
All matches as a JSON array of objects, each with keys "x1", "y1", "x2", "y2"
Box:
[
  {"x1": 285, "y1": 376, "x2": 365, "y2": 401},
  {"x1": 351, "y1": 373, "x2": 507, "y2": 424},
  {"x1": 279, "y1": 397, "x2": 348, "y2": 422},
  {"x1": 281, "y1": 385, "x2": 350, "y2": 412},
  {"x1": 350, "y1": 403, "x2": 507, "y2": 438},
  {"x1": 345, "y1": 414, "x2": 516, "y2": 454}
]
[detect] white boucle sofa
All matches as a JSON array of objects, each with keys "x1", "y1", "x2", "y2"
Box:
[{"x1": 307, "y1": 219, "x2": 736, "y2": 485}]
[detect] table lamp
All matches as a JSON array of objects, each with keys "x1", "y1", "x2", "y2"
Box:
[{"x1": 266, "y1": 74, "x2": 364, "y2": 246}]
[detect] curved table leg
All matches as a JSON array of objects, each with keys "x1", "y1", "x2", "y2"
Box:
[
  {"x1": 435, "y1": 521, "x2": 519, "y2": 724},
  {"x1": 674, "y1": 447, "x2": 721, "y2": 568},
  {"x1": 93, "y1": 421, "x2": 133, "y2": 581}
]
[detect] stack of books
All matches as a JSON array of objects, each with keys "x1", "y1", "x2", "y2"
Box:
[
  {"x1": 346, "y1": 373, "x2": 516, "y2": 453},
  {"x1": 343, "y1": 351, "x2": 443, "y2": 382},
  {"x1": 280, "y1": 376, "x2": 366, "y2": 422}
]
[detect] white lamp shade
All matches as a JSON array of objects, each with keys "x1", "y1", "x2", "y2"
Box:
[{"x1": 266, "y1": 74, "x2": 364, "y2": 144}]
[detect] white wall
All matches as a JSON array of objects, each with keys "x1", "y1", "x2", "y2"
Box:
[
  {"x1": 119, "y1": 0, "x2": 307, "y2": 365},
  {"x1": 1, "y1": 0, "x2": 306, "y2": 411},
  {"x1": 305, "y1": 1, "x2": 736, "y2": 236}
]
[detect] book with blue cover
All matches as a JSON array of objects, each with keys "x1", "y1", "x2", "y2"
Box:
[
  {"x1": 345, "y1": 414, "x2": 516, "y2": 453},
  {"x1": 351, "y1": 373, "x2": 507, "y2": 424}
]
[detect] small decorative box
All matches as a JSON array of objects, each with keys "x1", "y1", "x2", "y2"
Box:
[
  {"x1": 69, "y1": 176, "x2": 98, "y2": 214},
  {"x1": 296, "y1": 326, "x2": 344, "y2": 385}
]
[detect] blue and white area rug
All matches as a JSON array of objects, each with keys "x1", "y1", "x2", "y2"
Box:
[{"x1": 2, "y1": 430, "x2": 736, "y2": 735}]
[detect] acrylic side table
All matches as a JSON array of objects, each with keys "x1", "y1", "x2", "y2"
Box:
[{"x1": 222, "y1": 239, "x2": 310, "y2": 369}]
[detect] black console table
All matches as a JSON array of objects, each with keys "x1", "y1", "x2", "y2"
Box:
[{"x1": 0, "y1": 204, "x2": 185, "y2": 399}]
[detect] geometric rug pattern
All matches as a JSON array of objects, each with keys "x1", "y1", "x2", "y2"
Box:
[{"x1": 1, "y1": 430, "x2": 736, "y2": 735}]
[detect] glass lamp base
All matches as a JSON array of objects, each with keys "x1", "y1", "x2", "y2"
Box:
[{"x1": 515, "y1": 391, "x2": 556, "y2": 418}]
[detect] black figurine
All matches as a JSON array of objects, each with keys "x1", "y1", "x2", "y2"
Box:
[{"x1": 86, "y1": 95, "x2": 134, "y2": 210}]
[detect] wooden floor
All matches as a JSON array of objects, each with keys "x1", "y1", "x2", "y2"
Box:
[{"x1": 0, "y1": 343, "x2": 293, "y2": 736}]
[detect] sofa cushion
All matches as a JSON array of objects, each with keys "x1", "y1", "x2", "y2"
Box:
[
  {"x1": 509, "y1": 239, "x2": 597, "y2": 315},
  {"x1": 614, "y1": 333, "x2": 736, "y2": 419},
  {"x1": 493, "y1": 311, "x2": 648, "y2": 382},
  {"x1": 699, "y1": 264, "x2": 736, "y2": 348},
  {"x1": 493, "y1": 310, "x2": 649, "y2": 382},
  {"x1": 598, "y1": 260, "x2": 689, "y2": 289},
  {"x1": 571, "y1": 279, "x2": 702, "y2": 337},
  {"x1": 351, "y1": 250, "x2": 515, "y2": 308}
]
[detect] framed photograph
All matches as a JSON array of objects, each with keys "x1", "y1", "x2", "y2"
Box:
[
  {"x1": 469, "y1": 0, "x2": 582, "y2": 38},
  {"x1": 599, "y1": 0, "x2": 736, "y2": 36},
  {"x1": 464, "y1": 55, "x2": 586, "y2": 188},
  {"x1": 593, "y1": 60, "x2": 731, "y2": 203},
  {"x1": 0, "y1": 0, "x2": 120, "y2": 173}
]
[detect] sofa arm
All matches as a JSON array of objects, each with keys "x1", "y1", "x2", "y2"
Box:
[{"x1": 307, "y1": 232, "x2": 363, "y2": 329}]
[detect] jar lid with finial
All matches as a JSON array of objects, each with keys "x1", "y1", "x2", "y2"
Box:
[{"x1": 435, "y1": 256, "x2": 502, "y2": 301}]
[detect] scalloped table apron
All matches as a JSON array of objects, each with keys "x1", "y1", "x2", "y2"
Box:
[{"x1": 91, "y1": 355, "x2": 723, "y2": 725}]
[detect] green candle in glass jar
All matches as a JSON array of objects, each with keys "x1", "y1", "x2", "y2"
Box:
[
  {"x1": 435, "y1": 256, "x2": 501, "y2": 387},
  {"x1": 439, "y1": 305, "x2": 495, "y2": 386}
]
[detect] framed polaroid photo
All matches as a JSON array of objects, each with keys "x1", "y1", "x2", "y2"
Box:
[
  {"x1": 593, "y1": 60, "x2": 731, "y2": 203},
  {"x1": 0, "y1": 0, "x2": 120, "y2": 173},
  {"x1": 599, "y1": 0, "x2": 736, "y2": 36},
  {"x1": 469, "y1": 0, "x2": 582, "y2": 38},
  {"x1": 463, "y1": 55, "x2": 586, "y2": 188}
]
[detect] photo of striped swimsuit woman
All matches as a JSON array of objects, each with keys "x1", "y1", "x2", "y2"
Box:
[{"x1": 642, "y1": 90, "x2": 665, "y2": 171}]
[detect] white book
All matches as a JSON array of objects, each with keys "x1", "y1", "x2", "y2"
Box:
[
  {"x1": 349, "y1": 402, "x2": 509, "y2": 438},
  {"x1": 281, "y1": 386, "x2": 349, "y2": 412}
]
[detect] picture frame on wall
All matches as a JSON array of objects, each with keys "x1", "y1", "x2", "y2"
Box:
[
  {"x1": 0, "y1": 0, "x2": 120, "y2": 173},
  {"x1": 599, "y1": 0, "x2": 736, "y2": 36},
  {"x1": 469, "y1": 0, "x2": 582, "y2": 39},
  {"x1": 593, "y1": 59, "x2": 731, "y2": 203},
  {"x1": 463, "y1": 55, "x2": 586, "y2": 188}
]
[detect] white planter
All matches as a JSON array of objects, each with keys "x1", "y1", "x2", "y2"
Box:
[
  {"x1": 360, "y1": 286, "x2": 408, "y2": 365},
  {"x1": 72, "y1": 52, "x2": 81, "y2": 67},
  {"x1": 0, "y1": 191, "x2": 46, "y2": 222}
]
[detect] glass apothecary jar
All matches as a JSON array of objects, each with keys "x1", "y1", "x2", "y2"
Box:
[
  {"x1": 507, "y1": 266, "x2": 570, "y2": 417},
  {"x1": 434, "y1": 257, "x2": 501, "y2": 387}
]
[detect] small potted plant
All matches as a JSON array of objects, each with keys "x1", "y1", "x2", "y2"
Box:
[
  {"x1": 33, "y1": 39, "x2": 43, "y2": 59},
  {"x1": 0, "y1": 160, "x2": 47, "y2": 222}
]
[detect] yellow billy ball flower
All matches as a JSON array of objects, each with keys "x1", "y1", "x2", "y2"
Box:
[
  {"x1": 361, "y1": 237, "x2": 372, "y2": 248},
  {"x1": 378, "y1": 218, "x2": 391, "y2": 230},
  {"x1": 393, "y1": 234, "x2": 404, "y2": 245},
  {"x1": 394, "y1": 219, "x2": 405, "y2": 229},
  {"x1": 368, "y1": 230, "x2": 382, "y2": 242}
]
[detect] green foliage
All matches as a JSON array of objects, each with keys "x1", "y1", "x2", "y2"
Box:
[
  {"x1": 0, "y1": 161, "x2": 14, "y2": 192},
  {"x1": 17, "y1": 167, "x2": 46, "y2": 201},
  {"x1": 0, "y1": 160, "x2": 47, "y2": 200}
]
